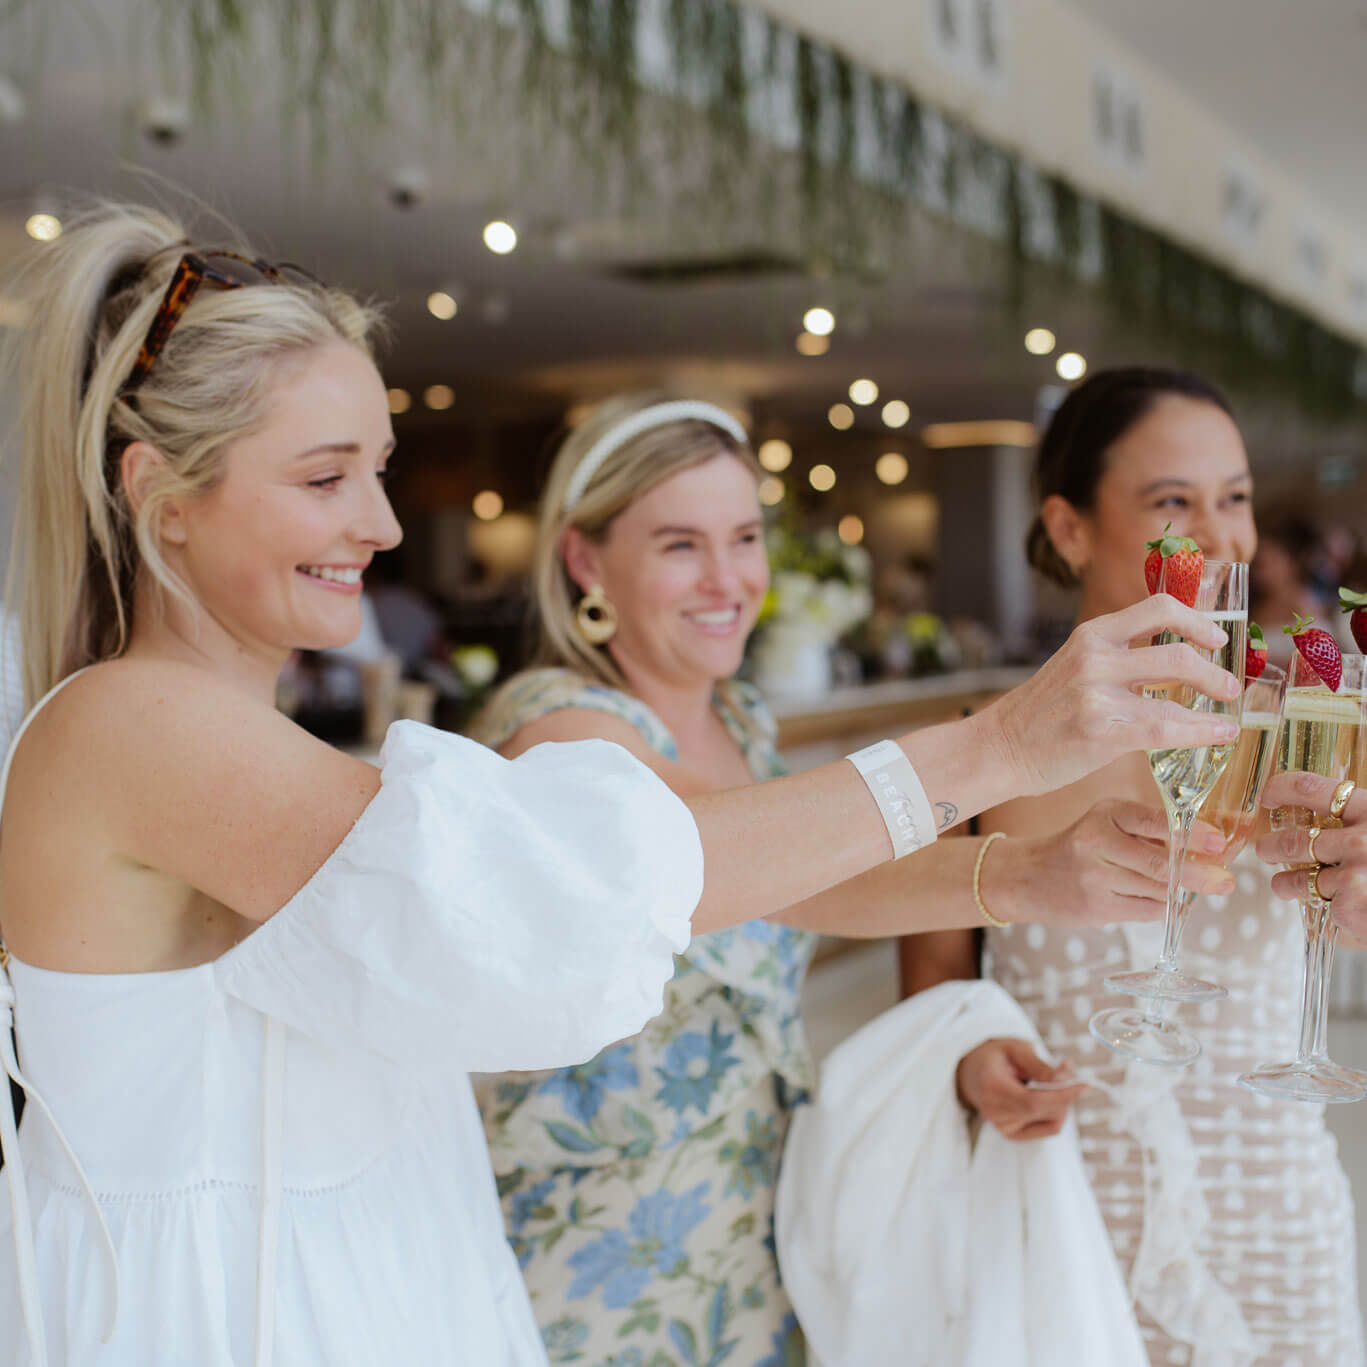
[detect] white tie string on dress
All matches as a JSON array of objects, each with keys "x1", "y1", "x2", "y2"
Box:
[
  {"x1": 0, "y1": 965, "x2": 288, "y2": 1367},
  {"x1": 255, "y1": 1015, "x2": 286, "y2": 1367},
  {"x1": 0, "y1": 956, "x2": 121, "y2": 1366}
]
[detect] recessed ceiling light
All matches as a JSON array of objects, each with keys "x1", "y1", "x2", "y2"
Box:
[
  {"x1": 427, "y1": 291, "x2": 458, "y2": 320},
  {"x1": 758, "y1": 439, "x2": 793, "y2": 472},
  {"x1": 472, "y1": 490, "x2": 504, "y2": 521},
  {"x1": 803, "y1": 306, "x2": 836, "y2": 336},
  {"x1": 875, "y1": 452, "x2": 909, "y2": 485},
  {"x1": 483, "y1": 220, "x2": 518, "y2": 254}
]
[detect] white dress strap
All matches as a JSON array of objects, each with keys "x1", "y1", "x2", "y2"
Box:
[
  {"x1": 1, "y1": 668, "x2": 122, "y2": 1364},
  {"x1": 0, "y1": 669, "x2": 90, "y2": 825}
]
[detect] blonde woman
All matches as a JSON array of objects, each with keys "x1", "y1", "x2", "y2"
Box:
[{"x1": 470, "y1": 394, "x2": 1240, "y2": 1365}]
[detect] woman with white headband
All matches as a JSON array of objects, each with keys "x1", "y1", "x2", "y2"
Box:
[{"x1": 469, "y1": 391, "x2": 1240, "y2": 1363}]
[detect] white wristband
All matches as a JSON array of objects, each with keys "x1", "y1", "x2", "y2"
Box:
[{"x1": 846, "y1": 740, "x2": 938, "y2": 859}]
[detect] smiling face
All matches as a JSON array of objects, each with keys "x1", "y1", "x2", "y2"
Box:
[
  {"x1": 567, "y1": 454, "x2": 769, "y2": 691},
  {"x1": 1048, "y1": 395, "x2": 1257, "y2": 615},
  {"x1": 160, "y1": 340, "x2": 402, "y2": 659}
]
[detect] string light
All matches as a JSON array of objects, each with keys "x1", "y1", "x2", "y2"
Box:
[
  {"x1": 387, "y1": 388, "x2": 412, "y2": 414},
  {"x1": 881, "y1": 400, "x2": 910, "y2": 428},
  {"x1": 424, "y1": 384, "x2": 455, "y2": 411},
  {"x1": 849, "y1": 378, "x2": 879, "y2": 406},
  {"x1": 809, "y1": 464, "x2": 836, "y2": 492},
  {"x1": 828, "y1": 403, "x2": 854, "y2": 431},
  {"x1": 1056, "y1": 352, "x2": 1087, "y2": 381},
  {"x1": 758, "y1": 477, "x2": 785, "y2": 506},
  {"x1": 1024, "y1": 327, "x2": 1056, "y2": 355},
  {"x1": 837, "y1": 515, "x2": 864, "y2": 545},
  {"x1": 796, "y1": 332, "x2": 830, "y2": 356}
]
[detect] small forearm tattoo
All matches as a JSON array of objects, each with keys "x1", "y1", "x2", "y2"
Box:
[{"x1": 936, "y1": 801, "x2": 959, "y2": 830}]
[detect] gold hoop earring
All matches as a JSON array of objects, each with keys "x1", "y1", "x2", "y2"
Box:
[{"x1": 576, "y1": 584, "x2": 618, "y2": 645}]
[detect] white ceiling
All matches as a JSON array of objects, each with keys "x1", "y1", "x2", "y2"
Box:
[{"x1": 1070, "y1": 0, "x2": 1367, "y2": 228}]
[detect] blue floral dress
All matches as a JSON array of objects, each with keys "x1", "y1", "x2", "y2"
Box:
[{"x1": 471, "y1": 669, "x2": 817, "y2": 1367}]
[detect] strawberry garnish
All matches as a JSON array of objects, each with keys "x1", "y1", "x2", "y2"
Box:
[
  {"x1": 1143, "y1": 524, "x2": 1204, "y2": 606},
  {"x1": 1245, "y1": 623, "x2": 1268, "y2": 682},
  {"x1": 1285, "y1": 613, "x2": 1343, "y2": 692},
  {"x1": 1339, "y1": 587, "x2": 1367, "y2": 655}
]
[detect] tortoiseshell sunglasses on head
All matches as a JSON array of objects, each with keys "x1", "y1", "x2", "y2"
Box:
[{"x1": 120, "y1": 249, "x2": 320, "y2": 398}]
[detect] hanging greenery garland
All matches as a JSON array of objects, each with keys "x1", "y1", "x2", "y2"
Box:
[{"x1": 5, "y1": 0, "x2": 1363, "y2": 416}]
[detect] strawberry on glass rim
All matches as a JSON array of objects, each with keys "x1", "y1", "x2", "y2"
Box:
[
  {"x1": 1339, "y1": 586, "x2": 1367, "y2": 654},
  {"x1": 1285, "y1": 613, "x2": 1343, "y2": 693},
  {"x1": 1144, "y1": 523, "x2": 1205, "y2": 607},
  {"x1": 1245, "y1": 622, "x2": 1268, "y2": 682}
]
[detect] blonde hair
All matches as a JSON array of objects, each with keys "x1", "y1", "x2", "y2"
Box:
[
  {"x1": 3, "y1": 203, "x2": 383, "y2": 707},
  {"x1": 529, "y1": 392, "x2": 761, "y2": 689}
]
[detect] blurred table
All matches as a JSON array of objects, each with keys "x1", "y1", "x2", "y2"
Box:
[{"x1": 772, "y1": 667, "x2": 1034, "y2": 772}]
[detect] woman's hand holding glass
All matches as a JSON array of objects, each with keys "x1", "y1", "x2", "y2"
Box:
[
  {"x1": 989, "y1": 800, "x2": 1231, "y2": 929},
  {"x1": 1245, "y1": 673, "x2": 1367, "y2": 1104},
  {"x1": 980, "y1": 593, "x2": 1241, "y2": 801},
  {"x1": 1089, "y1": 560, "x2": 1250, "y2": 1066}
]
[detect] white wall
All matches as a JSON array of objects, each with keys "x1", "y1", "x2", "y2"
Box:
[{"x1": 751, "y1": 0, "x2": 1367, "y2": 347}]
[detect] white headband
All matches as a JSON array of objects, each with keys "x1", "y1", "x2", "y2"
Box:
[{"x1": 562, "y1": 400, "x2": 749, "y2": 512}]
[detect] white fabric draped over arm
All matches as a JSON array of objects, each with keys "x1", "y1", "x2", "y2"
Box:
[
  {"x1": 217, "y1": 723, "x2": 701, "y2": 1074},
  {"x1": 775, "y1": 980, "x2": 1148, "y2": 1367}
]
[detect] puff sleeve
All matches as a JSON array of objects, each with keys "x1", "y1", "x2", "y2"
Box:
[{"x1": 216, "y1": 722, "x2": 701, "y2": 1073}]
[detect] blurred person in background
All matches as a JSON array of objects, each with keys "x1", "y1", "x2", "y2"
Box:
[{"x1": 1251, "y1": 514, "x2": 1345, "y2": 666}]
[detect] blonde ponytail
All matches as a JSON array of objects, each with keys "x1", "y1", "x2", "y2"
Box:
[{"x1": 3, "y1": 204, "x2": 383, "y2": 706}]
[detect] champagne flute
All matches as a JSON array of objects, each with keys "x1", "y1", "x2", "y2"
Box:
[
  {"x1": 1090, "y1": 560, "x2": 1248, "y2": 1065},
  {"x1": 1197, "y1": 662, "x2": 1287, "y2": 866},
  {"x1": 1240, "y1": 653, "x2": 1367, "y2": 1103}
]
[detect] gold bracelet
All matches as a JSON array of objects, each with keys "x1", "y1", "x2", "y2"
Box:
[{"x1": 974, "y1": 831, "x2": 1009, "y2": 928}]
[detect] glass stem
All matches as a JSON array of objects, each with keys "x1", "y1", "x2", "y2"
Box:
[
  {"x1": 1295, "y1": 901, "x2": 1328, "y2": 1067},
  {"x1": 1311, "y1": 916, "x2": 1340, "y2": 1064},
  {"x1": 1156, "y1": 807, "x2": 1198, "y2": 972}
]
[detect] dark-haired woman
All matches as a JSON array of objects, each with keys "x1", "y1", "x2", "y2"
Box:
[{"x1": 902, "y1": 367, "x2": 1364, "y2": 1366}]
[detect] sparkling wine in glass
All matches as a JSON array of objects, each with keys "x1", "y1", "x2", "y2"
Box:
[
  {"x1": 1090, "y1": 559, "x2": 1247, "y2": 1066},
  {"x1": 1239, "y1": 653, "x2": 1367, "y2": 1104},
  {"x1": 1199, "y1": 665, "x2": 1287, "y2": 866}
]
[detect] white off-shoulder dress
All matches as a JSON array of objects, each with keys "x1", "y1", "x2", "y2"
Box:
[{"x1": 0, "y1": 688, "x2": 702, "y2": 1367}]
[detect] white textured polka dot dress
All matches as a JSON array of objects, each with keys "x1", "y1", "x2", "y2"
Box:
[
  {"x1": 988, "y1": 851, "x2": 1364, "y2": 1367},
  {"x1": 0, "y1": 709, "x2": 702, "y2": 1366}
]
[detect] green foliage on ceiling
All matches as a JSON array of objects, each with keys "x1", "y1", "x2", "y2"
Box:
[{"x1": 7, "y1": 0, "x2": 1363, "y2": 416}]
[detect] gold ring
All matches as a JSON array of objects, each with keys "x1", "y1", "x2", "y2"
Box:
[
  {"x1": 1330, "y1": 779, "x2": 1357, "y2": 822},
  {"x1": 1307, "y1": 826, "x2": 1327, "y2": 864},
  {"x1": 1308, "y1": 865, "x2": 1333, "y2": 904}
]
